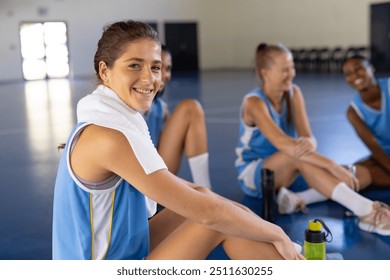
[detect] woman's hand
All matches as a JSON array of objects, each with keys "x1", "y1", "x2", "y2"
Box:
[
  {"x1": 272, "y1": 232, "x2": 305, "y2": 260},
  {"x1": 293, "y1": 137, "x2": 317, "y2": 159},
  {"x1": 329, "y1": 163, "x2": 360, "y2": 191}
]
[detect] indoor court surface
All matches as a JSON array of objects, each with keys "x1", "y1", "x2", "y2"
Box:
[{"x1": 0, "y1": 70, "x2": 389, "y2": 260}]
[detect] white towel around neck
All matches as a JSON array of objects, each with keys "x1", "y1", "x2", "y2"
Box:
[{"x1": 77, "y1": 85, "x2": 166, "y2": 217}]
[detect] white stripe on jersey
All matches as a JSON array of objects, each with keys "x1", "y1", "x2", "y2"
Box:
[{"x1": 90, "y1": 191, "x2": 115, "y2": 260}]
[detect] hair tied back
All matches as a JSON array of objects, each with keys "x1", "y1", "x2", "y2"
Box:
[{"x1": 257, "y1": 43, "x2": 268, "y2": 52}]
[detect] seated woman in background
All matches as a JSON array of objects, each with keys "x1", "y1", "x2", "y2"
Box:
[
  {"x1": 235, "y1": 43, "x2": 390, "y2": 236},
  {"x1": 52, "y1": 20, "x2": 304, "y2": 260},
  {"x1": 342, "y1": 55, "x2": 390, "y2": 190},
  {"x1": 144, "y1": 45, "x2": 211, "y2": 189}
]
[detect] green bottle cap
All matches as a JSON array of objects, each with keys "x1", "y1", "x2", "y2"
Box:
[{"x1": 308, "y1": 220, "x2": 322, "y2": 231}]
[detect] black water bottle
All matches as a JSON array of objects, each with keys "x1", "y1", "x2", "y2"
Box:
[{"x1": 261, "y1": 168, "x2": 275, "y2": 222}]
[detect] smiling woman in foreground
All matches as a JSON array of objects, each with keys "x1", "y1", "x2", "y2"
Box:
[{"x1": 51, "y1": 20, "x2": 303, "y2": 260}]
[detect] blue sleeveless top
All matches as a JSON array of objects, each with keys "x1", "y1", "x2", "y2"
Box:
[
  {"x1": 350, "y1": 78, "x2": 390, "y2": 156},
  {"x1": 235, "y1": 88, "x2": 296, "y2": 197},
  {"x1": 52, "y1": 123, "x2": 150, "y2": 260},
  {"x1": 144, "y1": 97, "x2": 166, "y2": 147},
  {"x1": 235, "y1": 87, "x2": 296, "y2": 165}
]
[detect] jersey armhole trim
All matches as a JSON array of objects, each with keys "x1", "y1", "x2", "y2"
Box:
[{"x1": 66, "y1": 123, "x2": 123, "y2": 194}]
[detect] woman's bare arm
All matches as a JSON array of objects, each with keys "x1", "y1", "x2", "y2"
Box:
[
  {"x1": 245, "y1": 87, "x2": 356, "y2": 187},
  {"x1": 347, "y1": 106, "x2": 390, "y2": 173},
  {"x1": 72, "y1": 124, "x2": 300, "y2": 259}
]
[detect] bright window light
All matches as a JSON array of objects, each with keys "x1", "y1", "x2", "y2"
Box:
[
  {"x1": 22, "y1": 59, "x2": 47, "y2": 80},
  {"x1": 20, "y1": 21, "x2": 69, "y2": 80},
  {"x1": 20, "y1": 23, "x2": 45, "y2": 59},
  {"x1": 45, "y1": 44, "x2": 68, "y2": 59},
  {"x1": 46, "y1": 59, "x2": 69, "y2": 78},
  {"x1": 43, "y1": 22, "x2": 67, "y2": 45}
]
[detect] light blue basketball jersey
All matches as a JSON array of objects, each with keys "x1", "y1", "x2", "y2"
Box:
[
  {"x1": 52, "y1": 123, "x2": 150, "y2": 260},
  {"x1": 235, "y1": 88, "x2": 296, "y2": 197},
  {"x1": 350, "y1": 78, "x2": 390, "y2": 156},
  {"x1": 144, "y1": 97, "x2": 166, "y2": 147}
]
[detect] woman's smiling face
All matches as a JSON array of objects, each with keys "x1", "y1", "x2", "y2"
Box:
[
  {"x1": 100, "y1": 38, "x2": 162, "y2": 112},
  {"x1": 262, "y1": 52, "x2": 296, "y2": 93},
  {"x1": 343, "y1": 58, "x2": 375, "y2": 91}
]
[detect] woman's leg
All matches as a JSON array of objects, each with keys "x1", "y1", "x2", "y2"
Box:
[
  {"x1": 148, "y1": 208, "x2": 283, "y2": 260},
  {"x1": 263, "y1": 151, "x2": 339, "y2": 196},
  {"x1": 158, "y1": 99, "x2": 211, "y2": 187},
  {"x1": 295, "y1": 188, "x2": 327, "y2": 204},
  {"x1": 263, "y1": 152, "x2": 373, "y2": 215},
  {"x1": 355, "y1": 157, "x2": 390, "y2": 190},
  {"x1": 273, "y1": 157, "x2": 385, "y2": 212},
  {"x1": 148, "y1": 208, "x2": 187, "y2": 251},
  {"x1": 262, "y1": 152, "x2": 390, "y2": 235}
]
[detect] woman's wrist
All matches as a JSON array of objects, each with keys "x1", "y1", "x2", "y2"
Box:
[{"x1": 269, "y1": 224, "x2": 287, "y2": 243}]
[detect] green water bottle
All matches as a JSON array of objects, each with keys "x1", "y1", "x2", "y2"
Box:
[{"x1": 304, "y1": 219, "x2": 333, "y2": 260}]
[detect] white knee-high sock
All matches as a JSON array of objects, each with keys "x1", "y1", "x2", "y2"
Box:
[
  {"x1": 297, "y1": 188, "x2": 327, "y2": 205},
  {"x1": 331, "y1": 182, "x2": 373, "y2": 217},
  {"x1": 188, "y1": 153, "x2": 212, "y2": 189}
]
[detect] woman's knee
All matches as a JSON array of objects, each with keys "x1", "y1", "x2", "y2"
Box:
[
  {"x1": 175, "y1": 99, "x2": 205, "y2": 119},
  {"x1": 264, "y1": 153, "x2": 300, "y2": 171},
  {"x1": 147, "y1": 220, "x2": 225, "y2": 259},
  {"x1": 355, "y1": 164, "x2": 372, "y2": 188}
]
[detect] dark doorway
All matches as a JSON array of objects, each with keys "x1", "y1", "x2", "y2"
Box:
[
  {"x1": 370, "y1": 2, "x2": 390, "y2": 74},
  {"x1": 164, "y1": 22, "x2": 199, "y2": 72}
]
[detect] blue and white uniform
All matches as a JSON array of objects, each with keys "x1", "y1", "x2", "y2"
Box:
[
  {"x1": 144, "y1": 96, "x2": 167, "y2": 147},
  {"x1": 235, "y1": 87, "x2": 296, "y2": 198},
  {"x1": 52, "y1": 85, "x2": 167, "y2": 260},
  {"x1": 350, "y1": 77, "x2": 390, "y2": 156}
]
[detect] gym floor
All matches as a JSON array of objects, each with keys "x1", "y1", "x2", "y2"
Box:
[{"x1": 0, "y1": 70, "x2": 389, "y2": 260}]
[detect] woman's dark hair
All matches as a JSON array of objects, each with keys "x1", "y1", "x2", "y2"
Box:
[
  {"x1": 161, "y1": 44, "x2": 171, "y2": 56},
  {"x1": 154, "y1": 44, "x2": 172, "y2": 100},
  {"x1": 255, "y1": 42, "x2": 291, "y2": 77},
  {"x1": 255, "y1": 43, "x2": 293, "y2": 125},
  {"x1": 343, "y1": 54, "x2": 371, "y2": 67},
  {"x1": 93, "y1": 20, "x2": 160, "y2": 83},
  {"x1": 58, "y1": 20, "x2": 159, "y2": 150}
]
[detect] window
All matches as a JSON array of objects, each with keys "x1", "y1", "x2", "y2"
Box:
[{"x1": 20, "y1": 21, "x2": 69, "y2": 80}]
